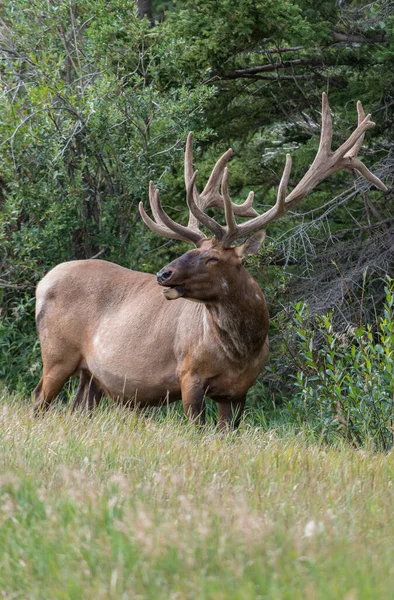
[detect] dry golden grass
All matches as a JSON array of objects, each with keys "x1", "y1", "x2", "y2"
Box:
[{"x1": 1, "y1": 392, "x2": 394, "y2": 599}]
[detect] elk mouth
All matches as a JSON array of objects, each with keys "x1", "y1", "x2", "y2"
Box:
[{"x1": 161, "y1": 284, "x2": 185, "y2": 300}]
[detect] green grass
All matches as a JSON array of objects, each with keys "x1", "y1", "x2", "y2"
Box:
[{"x1": 1, "y1": 391, "x2": 394, "y2": 599}]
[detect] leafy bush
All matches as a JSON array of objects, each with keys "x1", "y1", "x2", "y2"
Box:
[
  {"x1": 287, "y1": 279, "x2": 394, "y2": 450},
  {"x1": 0, "y1": 294, "x2": 41, "y2": 393}
]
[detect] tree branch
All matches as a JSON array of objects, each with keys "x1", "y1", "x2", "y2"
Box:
[
  {"x1": 218, "y1": 58, "x2": 324, "y2": 79},
  {"x1": 331, "y1": 31, "x2": 387, "y2": 44},
  {"x1": 260, "y1": 46, "x2": 305, "y2": 54}
]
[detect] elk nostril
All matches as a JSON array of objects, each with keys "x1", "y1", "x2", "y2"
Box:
[{"x1": 157, "y1": 269, "x2": 173, "y2": 283}]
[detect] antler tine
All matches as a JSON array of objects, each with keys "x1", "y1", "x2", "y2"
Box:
[
  {"x1": 202, "y1": 186, "x2": 259, "y2": 218},
  {"x1": 139, "y1": 181, "x2": 186, "y2": 241},
  {"x1": 238, "y1": 190, "x2": 256, "y2": 213},
  {"x1": 185, "y1": 133, "x2": 257, "y2": 225},
  {"x1": 151, "y1": 186, "x2": 204, "y2": 245},
  {"x1": 352, "y1": 161, "x2": 388, "y2": 190},
  {"x1": 200, "y1": 148, "x2": 233, "y2": 206},
  {"x1": 221, "y1": 167, "x2": 237, "y2": 239},
  {"x1": 341, "y1": 100, "x2": 388, "y2": 191},
  {"x1": 139, "y1": 181, "x2": 205, "y2": 245},
  {"x1": 346, "y1": 101, "x2": 366, "y2": 158},
  {"x1": 141, "y1": 135, "x2": 251, "y2": 246},
  {"x1": 277, "y1": 154, "x2": 293, "y2": 209},
  {"x1": 319, "y1": 92, "x2": 333, "y2": 155},
  {"x1": 139, "y1": 201, "x2": 182, "y2": 241},
  {"x1": 148, "y1": 181, "x2": 173, "y2": 230},
  {"x1": 333, "y1": 112, "x2": 375, "y2": 162},
  {"x1": 186, "y1": 171, "x2": 225, "y2": 240}
]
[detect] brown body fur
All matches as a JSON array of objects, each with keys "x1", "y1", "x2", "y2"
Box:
[{"x1": 34, "y1": 250, "x2": 269, "y2": 428}]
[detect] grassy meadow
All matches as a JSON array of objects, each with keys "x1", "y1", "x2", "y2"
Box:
[{"x1": 1, "y1": 391, "x2": 394, "y2": 599}]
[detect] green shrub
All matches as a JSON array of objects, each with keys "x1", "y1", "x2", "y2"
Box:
[
  {"x1": 0, "y1": 294, "x2": 41, "y2": 393},
  {"x1": 288, "y1": 279, "x2": 394, "y2": 450}
]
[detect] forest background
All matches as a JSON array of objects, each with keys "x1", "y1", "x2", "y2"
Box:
[{"x1": 1, "y1": 0, "x2": 393, "y2": 448}]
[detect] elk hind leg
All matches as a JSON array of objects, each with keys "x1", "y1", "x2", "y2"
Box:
[
  {"x1": 217, "y1": 398, "x2": 246, "y2": 432},
  {"x1": 70, "y1": 370, "x2": 102, "y2": 412},
  {"x1": 33, "y1": 361, "x2": 77, "y2": 415}
]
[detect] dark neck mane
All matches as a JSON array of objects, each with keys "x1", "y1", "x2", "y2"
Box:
[{"x1": 205, "y1": 269, "x2": 269, "y2": 364}]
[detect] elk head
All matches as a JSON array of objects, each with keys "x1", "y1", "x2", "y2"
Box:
[
  {"x1": 140, "y1": 94, "x2": 388, "y2": 302},
  {"x1": 155, "y1": 235, "x2": 265, "y2": 301}
]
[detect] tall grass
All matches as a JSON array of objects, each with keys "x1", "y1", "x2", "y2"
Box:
[{"x1": 1, "y1": 391, "x2": 394, "y2": 599}]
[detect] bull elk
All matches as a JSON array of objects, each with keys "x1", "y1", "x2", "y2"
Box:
[{"x1": 34, "y1": 94, "x2": 387, "y2": 428}]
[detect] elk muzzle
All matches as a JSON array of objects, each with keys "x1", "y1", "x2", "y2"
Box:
[
  {"x1": 157, "y1": 268, "x2": 173, "y2": 284},
  {"x1": 156, "y1": 267, "x2": 185, "y2": 300}
]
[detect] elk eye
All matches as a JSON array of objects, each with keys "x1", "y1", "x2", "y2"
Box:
[{"x1": 206, "y1": 257, "x2": 219, "y2": 264}]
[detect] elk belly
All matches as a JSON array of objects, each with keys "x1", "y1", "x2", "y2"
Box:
[{"x1": 87, "y1": 329, "x2": 181, "y2": 405}]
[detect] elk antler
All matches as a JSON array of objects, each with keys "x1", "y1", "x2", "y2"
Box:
[
  {"x1": 216, "y1": 93, "x2": 388, "y2": 245},
  {"x1": 139, "y1": 133, "x2": 257, "y2": 246},
  {"x1": 140, "y1": 94, "x2": 388, "y2": 247}
]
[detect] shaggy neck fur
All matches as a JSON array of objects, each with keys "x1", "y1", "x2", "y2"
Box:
[{"x1": 205, "y1": 269, "x2": 268, "y2": 364}]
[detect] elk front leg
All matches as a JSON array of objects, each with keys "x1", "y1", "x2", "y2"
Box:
[
  {"x1": 217, "y1": 398, "x2": 246, "y2": 431},
  {"x1": 180, "y1": 374, "x2": 206, "y2": 425}
]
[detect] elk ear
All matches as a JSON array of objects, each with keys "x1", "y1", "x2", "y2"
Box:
[{"x1": 234, "y1": 230, "x2": 266, "y2": 258}]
